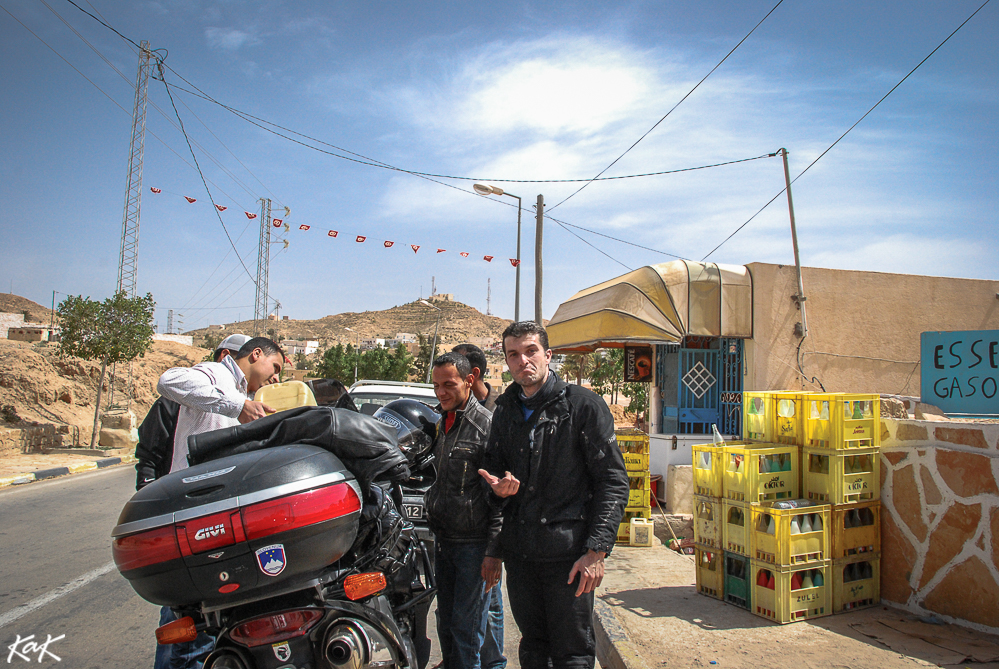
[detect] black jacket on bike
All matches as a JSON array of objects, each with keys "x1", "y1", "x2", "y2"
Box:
[
  {"x1": 481, "y1": 372, "x2": 629, "y2": 562},
  {"x1": 424, "y1": 394, "x2": 502, "y2": 555},
  {"x1": 134, "y1": 397, "x2": 180, "y2": 490}
]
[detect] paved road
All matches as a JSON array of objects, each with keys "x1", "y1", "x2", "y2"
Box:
[{"x1": 0, "y1": 466, "x2": 522, "y2": 668}]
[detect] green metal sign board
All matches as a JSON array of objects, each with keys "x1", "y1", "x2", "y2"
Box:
[{"x1": 920, "y1": 330, "x2": 999, "y2": 416}]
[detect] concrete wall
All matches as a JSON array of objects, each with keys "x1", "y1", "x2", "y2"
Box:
[
  {"x1": 152, "y1": 334, "x2": 194, "y2": 346},
  {"x1": 0, "y1": 313, "x2": 25, "y2": 339},
  {"x1": 880, "y1": 417, "x2": 999, "y2": 632},
  {"x1": 746, "y1": 263, "x2": 999, "y2": 395}
]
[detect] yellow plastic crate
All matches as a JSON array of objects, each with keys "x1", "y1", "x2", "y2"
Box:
[
  {"x1": 742, "y1": 392, "x2": 803, "y2": 445},
  {"x1": 751, "y1": 504, "x2": 830, "y2": 566},
  {"x1": 616, "y1": 431, "x2": 650, "y2": 455},
  {"x1": 804, "y1": 393, "x2": 881, "y2": 449},
  {"x1": 616, "y1": 506, "x2": 652, "y2": 543},
  {"x1": 803, "y1": 447, "x2": 880, "y2": 504},
  {"x1": 722, "y1": 500, "x2": 752, "y2": 556},
  {"x1": 832, "y1": 555, "x2": 880, "y2": 613},
  {"x1": 627, "y1": 472, "x2": 651, "y2": 507},
  {"x1": 695, "y1": 545, "x2": 724, "y2": 600},
  {"x1": 723, "y1": 443, "x2": 799, "y2": 503},
  {"x1": 752, "y1": 560, "x2": 831, "y2": 624},
  {"x1": 692, "y1": 443, "x2": 725, "y2": 497},
  {"x1": 693, "y1": 495, "x2": 723, "y2": 549},
  {"x1": 622, "y1": 451, "x2": 650, "y2": 472},
  {"x1": 830, "y1": 502, "x2": 881, "y2": 559}
]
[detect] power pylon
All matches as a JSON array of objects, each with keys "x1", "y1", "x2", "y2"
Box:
[{"x1": 254, "y1": 198, "x2": 272, "y2": 335}]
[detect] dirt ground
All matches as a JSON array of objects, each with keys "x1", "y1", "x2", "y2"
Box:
[{"x1": 598, "y1": 535, "x2": 999, "y2": 669}]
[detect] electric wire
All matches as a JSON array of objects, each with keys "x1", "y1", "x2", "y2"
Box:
[
  {"x1": 547, "y1": 0, "x2": 786, "y2": 211},
  {"x1": 702, "y1": 0, "x2": 992, "y2": 260}
]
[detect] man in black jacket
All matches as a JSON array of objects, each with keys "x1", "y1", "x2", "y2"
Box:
[
  {"x1": 425, "y1": 352, "x2": 503, "y2": 669},
  {"x1": 479, "y1": 322, "x2": 628, "y2": 669}
]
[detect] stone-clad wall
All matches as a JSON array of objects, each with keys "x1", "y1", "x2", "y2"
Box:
[{"x1": 880, "y1": 418, "x2": 999, "y2": 632}]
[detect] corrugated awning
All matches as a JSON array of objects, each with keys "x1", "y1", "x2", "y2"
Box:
[{"x1": 547, "y1": 260, "x2": 753, "y2": 353}]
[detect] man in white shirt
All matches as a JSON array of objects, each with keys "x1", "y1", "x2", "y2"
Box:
[{"x1": 151, "y1": 336, "x2": 284, "y2": 669}]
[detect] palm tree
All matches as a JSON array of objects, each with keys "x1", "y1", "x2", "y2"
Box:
[{"x1": 560, "y1": 353, "x2": 594, "y2": 386}]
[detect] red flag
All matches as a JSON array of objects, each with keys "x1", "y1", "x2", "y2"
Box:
[
  {"x1": 411, "y1": 245, "x2": 420, "y2": 253},
  {"x1": 185, "y1": 196, "x2": 197, "y2": 203},
  {"x1": 150, "y1": 187, "x2": 162, "y2": 194},
  {"x1": 437, "y1": 249, "x2": 446, "y2": 253},
  {"x1": 272, "y1": 218, "x2": 283, "y2": 225},
  {"x1": 384, "y1": 241, "x2": 394, "y2": 248},
  {"x1": 460, "y1": 252, "x2": 469, "y2": 258},
  {"x1": 356, "y1": 236, "x2": 366, "y2": 242},
  {"x1": 215, "y1": 204, "x2": 227, "y2": 212},
  {"x1": 298, "y1": 224, "x2": 310, "y2": 231},
  {"x1": 484, "y1": 256, "x2": 494, "y2": 262},
  {"x1": 510, "y1": 259, "x2": 520, "y2": 267},
  {"x1": 245, "y1": 211, "x2": 257, "y2": 219},
  {"x1": 328, "y1": 230, "x2": 338, "y2": 237}
]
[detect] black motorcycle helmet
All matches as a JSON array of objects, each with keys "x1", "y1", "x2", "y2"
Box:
[{"x1": 372, "y1": 399, "x2": 440, "y2": 464}]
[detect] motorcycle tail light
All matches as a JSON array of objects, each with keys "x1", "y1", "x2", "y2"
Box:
[
  {"x1": 240, "y1": 482, "x2": 361, "y2": 541},
  {"x1": 113, "y1": 525, "x2": 182, "y2": 571},
  {"x1": 156, "y1": 616, "x2": 198, "y2": 645},
  {"x1": 344, "y1": 572, "x2": 387, "y2": 601},
  {"x1": 230, "y1": 608, "x2": 324, "y2": 648}
]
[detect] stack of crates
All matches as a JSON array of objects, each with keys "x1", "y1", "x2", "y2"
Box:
[
  {"x1": 690, "y1": 391, "x2": 882, "y2": 620},
  {"x1": 616, "y1": 430, "x2": 651, "y2": 544}
]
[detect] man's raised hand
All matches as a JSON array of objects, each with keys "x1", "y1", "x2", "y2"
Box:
[{"x1": 478, "y1": 469, "x2": 520, "y2": 498}]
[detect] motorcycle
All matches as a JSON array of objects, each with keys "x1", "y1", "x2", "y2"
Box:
[{"x1": 112, "y1": 402, "x2": 439, "y2": 669}]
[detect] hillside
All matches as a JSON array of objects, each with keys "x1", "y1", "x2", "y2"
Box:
[
  {"x1": 0, "y1": 293, "x2": 55, "y2": 323},
  {"x1": 185, "y1": 299, "x2": 513, "y2": 350}
]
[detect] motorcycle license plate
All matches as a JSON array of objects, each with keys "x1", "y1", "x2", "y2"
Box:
[{"x1": 403, "y1": 503, "x2": 424, "y2": 520}]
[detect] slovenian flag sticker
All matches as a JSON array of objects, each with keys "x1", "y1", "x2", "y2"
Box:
[{"x1": 255, "y1": 544, "x2": 287, "y2": 577}]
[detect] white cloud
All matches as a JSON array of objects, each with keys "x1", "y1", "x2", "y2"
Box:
[{"x1": 205, "y1": 27, "x2": 260, "y2": 51}]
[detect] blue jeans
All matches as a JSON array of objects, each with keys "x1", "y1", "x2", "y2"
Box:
[
  {"x1": 435, "y1": 540, "x2": 494, "y2": 669},
  {"x1": 153, "y1": 606, "x2": 214, "y2": 669},
  {"x1": 480, "y1": 576, "x2": 507, "y2": 669}
]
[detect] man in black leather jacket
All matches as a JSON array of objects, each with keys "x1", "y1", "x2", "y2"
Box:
[
  {"x1": 425, "y1": 352, "x2": 503, "y2": 669},
  {"x1": 479, "y1": 322, "x2": 628, "y2": 669}
]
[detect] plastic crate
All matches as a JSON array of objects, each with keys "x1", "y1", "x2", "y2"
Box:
[
  {"x1": 628, "y1": 473, "x2": 651, "y2": 508},
  {"x1": 622, "y1": 452, "x2": 650, "y2": 472},
  {"x1": 695, "y1": 545, "x2": 724, "y2": 600},
  {"x1": 743, "y1": 392, "x2": 803, "y2": 445},
  {"x1": 693, "y1": 495, "x2": 723, "y2": 549},
  {"x1": 616, "y1": 506, "x2": 652, "y2": 543},
  {"x1": 723, "y1": 443, "x2": 799, "y2": 503},
  {"x1": 803, "y1": 447, "x2": 880, "y2": 504},
  {"x1": 692, "y1": 443, "x2": 725, "y2": 497},
  {"x1": 616, "y1": 431, "x2": 650, "y2": 455},
  {"x1": 751, "y1": 560, "x2": 831, "y2": 624},
  {"x1": 832, "y1": 555, "x2": 880, "y2": 613},
  {"x1": 804, "y1": 393, "x2": 881, "y2": 449},
  {"x1": 722, "y1": 500, "x2": 751, "y2": 556},
  {"x1": 751, "y1": 504, "x2": 830, "y2": 566},
  {"x1": 830, "y1": 502, "x2": 881, "y2": 559},
  {"x1": 724, "y1": 552, "x2": 752, "y2": 610}
]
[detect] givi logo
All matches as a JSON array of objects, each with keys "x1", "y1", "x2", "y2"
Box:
[{"x1": 194, "y1": 524, "x2": 226, "y2": 541}]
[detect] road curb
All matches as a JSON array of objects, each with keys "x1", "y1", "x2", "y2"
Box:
[
  {"x1": 594, "y1": 596, "x2": 650, "y2": 669},
  {"x1": 0, "y1": 455, "x2": 135, "y2": 487}
]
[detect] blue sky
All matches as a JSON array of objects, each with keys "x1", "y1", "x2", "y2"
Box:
[{"x1": 1, "y1": 0, "x2": 996, "y2": 331}]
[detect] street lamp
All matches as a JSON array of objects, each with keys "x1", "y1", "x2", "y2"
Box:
[
  {"x1": 344, "y1": 327, "x2": 359, "y2": 383},
  {"x1": 419, "y1": 300, "x2": 442, "y2": 384},
  {"x1": 474, "y1": 183, "x2": 521, "y2": 322}
]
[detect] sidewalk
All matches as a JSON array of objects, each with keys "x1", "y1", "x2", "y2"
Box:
[
  {"x1": 593, "y1": 535, "x2": 999, "y2": 669},
  {"x1": 0, "y1": 450, "x2": 135, "y2": 487}
]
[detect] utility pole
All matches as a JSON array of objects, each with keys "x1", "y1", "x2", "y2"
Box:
[
  {"x1": 534, "y1": 194, "x2": 544, "y2": 326},
  {"x1": 779, "y1": 148, "x2": 808, "y2": 338},
  {"x1": 486, "y1": 278, "x2": 492, "y2": 316},
  {"x1": 166, "y1": 309, "x2": 174, "y2": 334},
  {"x1": 254, "y1": 197, "x2": 272, "y2": 336}
]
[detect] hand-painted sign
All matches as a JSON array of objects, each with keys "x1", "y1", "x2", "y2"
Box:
[
  {"x1": 624, "y1": 345, "x2": 653, "y2": 382},
  {"x1": 920, "y1": 330, "x2": 999, "y2": 416}
]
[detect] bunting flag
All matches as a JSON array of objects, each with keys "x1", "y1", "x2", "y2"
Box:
[
  {"x1": 328, "y1": 230, "x2": 338, "y2": 237},
  {"x1": 484, "y1": 256, "x2": 494, "y2": 262},
  {"x1": 185, "y1": 196, "x2": 197, "y2": 203},
  {"x1": 150, "y1": 187, "x2": 162, "y2": 194},
  {"x1": 437, "y1": 249, "x2": 446, "y2": 253},
  {"x1": 215, "y1": 204, "x2": 227, "y2": 212},
  {"x1": 384, "y1": 241, "x2": 394, "y2": 248},
  {"x1": 460, "y1": 252, "x2": 469, "y2": 258},
  {"x1": 510, "y1": 259, "x2": 520, "y2": 267},
  {"x1": 299, "y1": 224, "x2": 311, "y2": 231},
  {"x1": 245, "y1": 211, "x2": 258, "y2": 219},
  {"x1": 272, "y1": 218, "x2": 283, "y2": 225},
  {"x1": 411, "y1": 245, "x2": 420, "y2": 253},
  {"x1": 356, "y1": 235, "x2": 366, "y2": 242}
]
